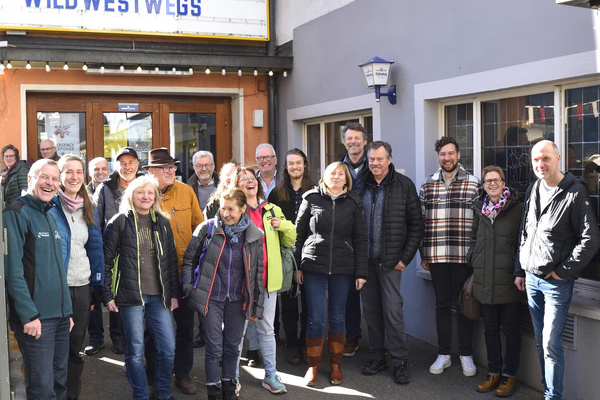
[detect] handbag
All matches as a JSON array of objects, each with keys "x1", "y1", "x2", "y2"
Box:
[{"x1": 458, "y1": 273, "x2": 481, "y2": 320}]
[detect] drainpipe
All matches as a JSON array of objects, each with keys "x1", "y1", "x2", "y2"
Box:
[{"x1": 267, "y1": 0, "x2": 279, "y2": 159}]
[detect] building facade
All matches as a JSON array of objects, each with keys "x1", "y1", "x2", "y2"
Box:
[{"x1": 275, "y1": 1, "x2": 600, "y2": 398}]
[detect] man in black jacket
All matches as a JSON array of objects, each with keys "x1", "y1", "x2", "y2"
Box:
[
  {"x1": 359, "y1": 141, "x2": 425, "y2": 384},
  {"x1": 514, "y1": 140, "x2": 600, "y2": 400}
]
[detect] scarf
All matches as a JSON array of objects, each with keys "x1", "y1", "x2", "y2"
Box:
[
  {"x1": 222, "y1": 212, "x2": 251, "y2": 243},
  {"x1": 481, "y1": 186, "x2": 510, "y2": 223},
  {"x1": 59, "y1": 188, "x2": 84, "y2": 213}
]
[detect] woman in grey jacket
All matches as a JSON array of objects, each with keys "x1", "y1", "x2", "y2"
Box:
[
  {"x1": 182, "y1": 187, "x2": 264, "y2": 400},
  {"x1": 467, "y1": 166, "x2": 524, "y2": 398}
]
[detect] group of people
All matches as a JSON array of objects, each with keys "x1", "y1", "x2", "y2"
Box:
[{"x1": 2, "y1": 126, "x2": 599, "y2": 400}]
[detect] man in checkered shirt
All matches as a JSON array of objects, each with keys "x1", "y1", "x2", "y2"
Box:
[{"x1": 419, "y1": 136, "x2": 481, "y2": 378}]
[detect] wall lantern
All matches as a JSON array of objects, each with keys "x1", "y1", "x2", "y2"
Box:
[{"x1": 359, "y1": 56, "x2": 396, "y2": 104}]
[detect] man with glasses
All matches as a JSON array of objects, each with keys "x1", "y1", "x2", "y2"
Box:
[
  {"x1": 39, "y1": 138, "x2": 60, "y2": 161},
  {"x1": 146, "y1": 147, "x2": 205, "y2": 395},
  {"x1": 419, "y1": 136, "x2": 480, "y2": 377},
  {"x1": 514, "y1": 140, "x2": 600, "y2": 400},
  {"x1": 187, "y1": 150, "x2": 219, "y2": 210},
  {"x1": 256, "y1": 143, "x2": 278, "y2": 198},
  {"x1": 86, "y1": 147, "x2": 143, "y2": 357}
]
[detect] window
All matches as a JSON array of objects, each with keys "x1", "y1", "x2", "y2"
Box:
[
  {"x1": 171, "y1": 113, "x2": 216, "y2": 182},
  {"x1": 442, "y1": 83, "x2": 600, "y2": 281},
  {"x1": 37, "y1": 112, "x2": 86, "y2": 161},
  {"x1": 303, "y1": 114, "x2": 373, "y2": 182}
]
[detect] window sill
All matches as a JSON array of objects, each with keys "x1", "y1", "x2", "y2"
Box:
[{"x1": 570, "y1": 286, "x2": 600, "y2": 321}]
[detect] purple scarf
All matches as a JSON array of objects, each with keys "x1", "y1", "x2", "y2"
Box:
[
  {"x1": 59, "y1": 188, "x2": 84, "y2": 213},
  {"x1": 481, "y1": 186, "x2": 510, "y2": 223}
]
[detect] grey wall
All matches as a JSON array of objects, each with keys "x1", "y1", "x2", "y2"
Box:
[{"x1": 278, "y1": 0, "x2": 599, "y2": 397}]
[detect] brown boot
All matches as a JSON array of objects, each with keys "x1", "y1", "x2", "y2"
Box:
[
  {"x1": 304, "y1": 337, "x2": 324, "y2": 386},
  {"x1": 328, "y1": 331, "x2": 345, "y2": 385},
  {"x1": 495, "y1": 376, "x2": 517, "y2": 397}
]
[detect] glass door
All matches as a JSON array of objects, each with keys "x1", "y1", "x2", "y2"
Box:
[
  {"x1": 170, "y1": 113, "x2": 216, "y2": 182},
  {"x1": 103, "y1": 112, "x2": 153, "y2": 167}
]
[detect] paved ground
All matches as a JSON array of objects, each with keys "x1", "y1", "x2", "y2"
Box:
[{"x1": 10, "y1": 310, "x2": 544, "y2": 400}]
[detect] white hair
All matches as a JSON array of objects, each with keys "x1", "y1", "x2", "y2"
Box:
[
  {"x1": 192, "y1": 150, "x2": 214, "y2": 165},
  {"x1": 255, "y1": 143, "x2": 276, "y2": 159}
]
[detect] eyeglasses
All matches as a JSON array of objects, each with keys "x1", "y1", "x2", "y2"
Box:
[
  {"x1": 40, "y1": 146, "x2": 55, "y2": 152},
  {"x1": 484, "y1": 178, "x2": 503, "y2": 185},
  {"x1": 156, "y1": 165, "x2": 177, "y2": 172},
  {"x1": 238, "y1": 176, "x2": 257, "y2": 183},
  {"x1": 257, "y1": 155, "x2": 275, "y2": 162},
  {"x1": 194, "y1": 162, "x2": 214, "y2": 170},
  {"x1": 3, "y1": 154, "x2": 16, "y2": 158}
]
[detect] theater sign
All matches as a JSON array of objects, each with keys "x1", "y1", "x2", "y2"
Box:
[{"x1": 0, "y1": 0, "x2": 269, "y2": 40}]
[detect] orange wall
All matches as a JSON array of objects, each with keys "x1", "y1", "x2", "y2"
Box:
[{"x1": 0, "y1": 67, "x2": 270, "y2": 167}]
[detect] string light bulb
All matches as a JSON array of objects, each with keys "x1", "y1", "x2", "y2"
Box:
[
  {"x1": 172, "y1": 67, "x2": 177, "y2": 74},
  {"x1": 189, "y1": 66, "x2": 194, "y2": 74},
  {"x1": 45, "y1": 62, "x2": 50, "y2": 72},
  {"x1": 0, "y1": 62, "x2": 4, "y2": 72},
  {"x1": 120, "y1": 64, "x2": 125, "y2": 72},
  {"x1": 155, "y1": 66, "x2": 159, "y2": 73},
  {"x1": 253, "y1": 69, "x2": 258, "y2": 76},
  {"x1": 283, "y1": 71, "x2": 288, "y2": 78},
  {"x1": 26, "y1": 61, "x2": 31, "y2": 70},
  {"x1": 238, "y1": 69, "x2": 242, "y2": 76},
  {"x1": 268, "y1": 70, "x2": 273, "y2": 76},
  {"x1": 63, "y1": 62, "x2": 69, "y2": 70},
  {"x1": 221, "y1": 68, "x2": 226, "y2": 76},
  {"x1": 100, "y1": 64, "x2": 105, "y2": 74},
  {"x1": 137, "y1": 64, "x2": 142, "y2": 72},
  {"x1": 205, "y1": 67, "x2": 210, "y2": 74},
  {"x1": 7, "y1": 60, "x2": 13, "y2": 69}
]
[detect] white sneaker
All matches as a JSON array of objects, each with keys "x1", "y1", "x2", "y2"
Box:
[
  {"x1": 429, "y1": 354, "x2": 451, "y2": 374},
  {"x1": 460, "y1": 355, "x2": 477, "y2": 377}
]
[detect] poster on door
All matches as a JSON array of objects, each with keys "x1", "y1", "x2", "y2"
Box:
[{"x1": 44, "y1": 113, "x2": 81, "y2": 157}]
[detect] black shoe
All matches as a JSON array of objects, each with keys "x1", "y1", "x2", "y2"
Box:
[
  {"x1": 206, "y1": 384, "x2": 222, "y2": 400},
  {"x1": 113, "y1": 338, "x2": 125, "y2": 354},
  {"x1": 361, "y1": 359, "x2": 389, "y2": 375},
  {"x1": 246, "y1": 349, "x2": 262, "y2": 368},
  {"x1": 84, "y1": 341, "x2": 104, "y2": 356},
  {"x1": 222, "y1": 379, "x2": 238, "y2": 400},
  {"x1": 393, "y1": 361, "x2": 410, "y2": 384},
  {"x1": 193, "y1": 333, "x2": 206, "y2": 348}
]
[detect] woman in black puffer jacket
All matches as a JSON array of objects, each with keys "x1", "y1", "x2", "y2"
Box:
[
  {"x1": 467, "y1": 166, "x2": 524, "y2": 397},
  {"x1": 102, "y1": 175, "x2": 179, "y2": 400},
  {"x1": 294, "y1": 161, "x2": 368, "y2": 387}
]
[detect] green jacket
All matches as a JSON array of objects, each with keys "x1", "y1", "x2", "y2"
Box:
[
  {"x1": 3, "y1": 194, "x2": 72, "y2": 324},
  {"x1": 3, "y1": 161, "x2": 30, "y2": 207},
  {"x1": 261, "y1": 202, "x2": 296, "y2": 293}
]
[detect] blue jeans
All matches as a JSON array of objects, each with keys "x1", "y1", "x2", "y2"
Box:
[
  {"x1": 245, "y1": 290, "x2": 278, "y2": 376},
  {"x1": 120, "y1": 295, "x2": 175, "y2": 400},
  {"x1": 203, "y1": 299, "x2": 246, "y2": 385},
  {"x1": 10, "y1": 317, "x2": 70, "y2": 400},
  {"x1": 526, "y1": 272, "x2": 574, "y2": 400},
  {"x1": 303, "y1": 272, "x2": 353, "y2": 338}
]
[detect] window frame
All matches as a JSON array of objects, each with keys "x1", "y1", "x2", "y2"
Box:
[
  {"x1": 439, "y1": 78, "x2": 600, "y2": 292},
  {"x1": 302, "y1": 111, "x2": 373, "y2": 179}
]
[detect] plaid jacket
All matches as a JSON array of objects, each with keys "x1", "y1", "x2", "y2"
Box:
[{"x1": 419, "y1": 164, "x2": 481, "y2": 264}]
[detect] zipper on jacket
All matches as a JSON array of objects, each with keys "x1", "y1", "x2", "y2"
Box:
[
  {"x1": 171, "y1": 207, "x2": 180, "y2": 234},
  {"x1": 154, "y1": 229, "x2": 167, "y2": 308},
  {"x1": 205, "y1": 231, "x2": 226, "y2": 316},
  {"x1": 328, "y1": 200, "x2": 336, "y2": 274},
  {"x1": 133, "y1": 212, "x2": 145, "y2": 306},
  {"x1": 46, "y1": 212, "x2": 66, "y2": 318},
  {"x1": 226, "y1": 242, "x2": 233, "y2": 299}
]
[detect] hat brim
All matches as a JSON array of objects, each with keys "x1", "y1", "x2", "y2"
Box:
[{"x1": 142, "y1": 160, "x2": 180, "y2": 169}]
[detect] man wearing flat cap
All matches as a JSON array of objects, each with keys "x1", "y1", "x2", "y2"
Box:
[
  {"x1": 86, "y1": 147, "x2": 144, "y2": 357},
  {"x1": 145, "y1": 147, "x2": 205, "y2": 395}
]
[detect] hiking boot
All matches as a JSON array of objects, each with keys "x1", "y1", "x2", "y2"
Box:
[
  {"x1": 193, "y1": 333, "x2": 205, "y2": 348},
  {"x1": 495, "y1": 376, "x2": 517, "y2": 397},
  {"x1": 477, "y1": 374, "x2": 501, "y2": 393},
  {"x1": 393, "y1": 361, "x2": 410, "y2": 384},
  {"x1": 112, "y1": 338, "x2": 125, "y2": 355},
  {"x1": 287, "y1": 347, "x2": 301, "y2": 365},
  {"x1": 361, "y1": 359, "x2": 388, "y2": 375}
]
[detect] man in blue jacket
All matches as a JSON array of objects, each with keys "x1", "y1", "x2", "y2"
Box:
[
  {"x1": 515, "y1": 140, "x2": 600, "y2": 400},
  {"x1": 3, "y1": 159, "x2": 73, "y2": 400}
]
